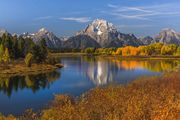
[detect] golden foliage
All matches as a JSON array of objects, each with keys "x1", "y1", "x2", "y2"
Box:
[
  {"x1": 122, "y1": 46, "x2": 142, "y2": 56},
  {"x1": 39, "y1": 71, "x2": 180, "y2": 120},
  {"x1": 112, "y1": 59, "x2": 180, "y2": 72},
  {"x1": 0, "y1": 113, "x2": 16, "y2": 120}
]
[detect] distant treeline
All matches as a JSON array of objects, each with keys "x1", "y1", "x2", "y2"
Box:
[
  {"x1": 49, "y1": 48, "x2": 82, "y2": 53},
  {"x1": 51, "y1": 43, "x2": 180, "y2": 56}
]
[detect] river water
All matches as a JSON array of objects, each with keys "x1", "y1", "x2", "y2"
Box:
[{"x1": 0, "y1": 56, "x2": 179, "y2": 115}]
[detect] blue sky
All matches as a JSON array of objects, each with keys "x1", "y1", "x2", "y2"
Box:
[{"x1": 0, "y1": 0, "x2": 180, "y2": 37}]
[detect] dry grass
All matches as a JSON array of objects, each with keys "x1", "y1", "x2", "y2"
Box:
[
  {"x1": 0, "y1": 71, "x2": 179, "y2": 120},
  {"x1": 0, "y1": 62, "x2": 59, "y2": 77},
  {"x1": 40, "y1": 71, "x2": 180, "y2": 120}
]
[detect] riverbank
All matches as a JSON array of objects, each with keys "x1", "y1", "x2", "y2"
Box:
[
  {"x1": 51, "y1": 53, "x2": 180, "y2": 60},
  {"x1": 40, "y1": 70, "x2": 180, "y2": 120},
  {"x1": 0, "y1": 62, "x2": 63, "y2": 77},
  {"x1": 1, "y1": 68, "x2": 179, "y2": 120}
]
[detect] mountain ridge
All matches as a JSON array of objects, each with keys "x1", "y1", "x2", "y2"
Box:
[
  {"x1": 154, "y1": 28, "x2": 180, "y2": 45},
  {"x1": 1, "y1": 19, "x2": 180, "y2": 48}
]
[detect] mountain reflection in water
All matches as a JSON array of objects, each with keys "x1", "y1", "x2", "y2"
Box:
[{"x1": 87, "y1": 61, "x2": 117, "y2": 85}]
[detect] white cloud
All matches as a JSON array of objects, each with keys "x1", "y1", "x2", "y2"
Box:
[
  {"x1": 109, "y1": 12, "x2": 151, "y2": 20},
  {"x1": 107, "y1": 4, "x2": 118, "y2": 8},
  {"x1": 34, "y1": 16, "x2": 53, "y2": 21},
  {"x1": 105, "y1": 3, "x2": 180, "y2": 20},
  {"x1": 60, "y1": 17, "x2": 91, "y2": 23},
  {"x1": 118, "y1": 24, "x2": 154, "y2": 28},
  {"x1": 111, "y1": 6, "x2": 152, "y2": 13}
]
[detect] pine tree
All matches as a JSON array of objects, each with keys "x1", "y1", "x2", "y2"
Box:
[
  {"x1": 24, "y1": 38, "x2": 35, "y2": 55},
  {"x1": 0, "y1": 37, "x2": 2, "y2": 44},
  {"x1": 40, "y1": 38, "x2": 48, "y2": 57},
  {"x1": 25, "y1": 53, "x2": 33, "y2": 67},
  {"x1": 12, "y1": 35, "x2": 19, "y2": 59},
  {"x1": 0, "y1": 44, "x2": 4, "y2": 62},
  {"x1": 31, "y1": 45, "x2": 42, "y2": 63},
  {"x1": 3, "y1": 48, "x2": 10, "y2": 63},
  {"x1": 18, "y1": 36, "x2": 25, "y2": 57}
]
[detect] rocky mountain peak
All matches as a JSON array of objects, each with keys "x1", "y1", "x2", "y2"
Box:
[
  {"x1": 158, "y1": 28, "x2": 179, "y2": 37},
  {"x1": 21, "y1": 28, "x2": 61, "y2": 48},
  {"x1": 161, "y1": 28, "x2": 177, "y2": 33},
  {"x1": 139, "y1": 36, "x2": 154, "y2": 45},
  {"x1": 37, "y1": 28, "x2": 50, "y2": 35},
  {"x1": 77, "y1": 19, "x2": 119, "y2": 47},
  {"x1": 90, "y1": 19, "x2": 117, "y2": 34},
  {"x1": 0, "y1": 29, "x2": 7, "y2": 33},
  {"x1": 155, "y1": 28, "x2": 180, "y2": 45},
  {"x1": 0, "y1": 29, "x2": 8, "y2": 37}
]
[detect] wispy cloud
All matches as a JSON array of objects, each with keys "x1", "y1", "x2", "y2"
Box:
[
  {"x1": 113, "y1": 6, "x2": 153, "y2": 13},
  {"x1": 59, "y1": 17, "x2": 91, "y2": 23},
  {"x1": 34, "y1": 16, "x2": 53, "y2": 21},
  {"x1": 118, "y1": 24, "x2": 154, "y2": 29},
  {"x1": 105, "y1": 3, "x2": 180, "y2": 20},
  {"x1": 107, "y1": 4, "x2": 118, "y2": 8}
]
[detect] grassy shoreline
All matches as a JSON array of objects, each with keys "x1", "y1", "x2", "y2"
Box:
[
  {"x1": 0, "y1": 62, "x2": 63, "y2": 77},
  {"x1": 51, "y1": 53, "x2": 180, "y2": 60}
]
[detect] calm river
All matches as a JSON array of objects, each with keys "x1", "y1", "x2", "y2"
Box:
[{"x1": 0, "y1": 56, "x2": 179, "y2": 115}]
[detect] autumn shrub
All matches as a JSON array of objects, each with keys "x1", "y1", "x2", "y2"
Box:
[
  {"x1": 0, "y1": 113, "x2": 16, "y2": 120},
  {"x1": 115, "y1": 48, "x2": 122, "y2": 55},
  {"x1": 40, "y1": 71, "x2": 180, "y2": 120},
  {"x1": 175, "y1": 46, "x2": 180, "y2": 56},
  {"x1": 161, "y1": 44, "x2": 177, "y2": 55},
  {"x1": 19, "y1": 109, "x2": 39, "y2": 120}
]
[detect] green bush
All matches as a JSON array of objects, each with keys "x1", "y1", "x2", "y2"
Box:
[
  {"x1": 84, "y1": 47, "x2": 95, "y2": 54},
  {"x1": 45, "y1": 55, "x2": 61, "y2": 65},
  {"x1": 24, "y1": 53, "x2": 33, "y2": 67}
]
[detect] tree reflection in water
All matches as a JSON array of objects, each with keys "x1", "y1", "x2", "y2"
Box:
[
  {"x1": 0, "y1": 71, "x2": 60, "y2": 97},
  {"x1": 112, "y1": 60, "x2": 180, "y2": 72}
]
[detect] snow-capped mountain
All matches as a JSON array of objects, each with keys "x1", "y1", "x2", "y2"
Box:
[
  {"x1": 155, "y1": 28, "x2": 180, "y2": 45},
  {"x1": 0, "y1": 29, "x2": 9, "y2": 37},
  {"x1": 20, "y1": 32, "x2": 34, "y2": 38},
  {"x1": 32, "y1": 28, "x2": 62, "y2": 48},
  {"x1": 77, "y1": 19, "x2": 143, "y2": 47},
  {"x1": 21, "y1": 28, "x2": 62, "y2": 48},
  {"x1": 77, "y1": 19, "x2": 118, "y2": 47},
  {"x1": 59, "y1": 36, "x2": 69, "y2": 41}
]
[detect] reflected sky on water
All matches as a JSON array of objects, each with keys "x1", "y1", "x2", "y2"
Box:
[{"x1": 0, "y1": 56, "x2": 179, "y2": 116}]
